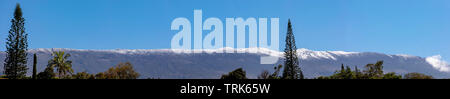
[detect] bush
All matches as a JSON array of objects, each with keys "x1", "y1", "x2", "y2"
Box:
[
  {"x1": 97, "y1": 62, "x2": 140, "y2": 79},
  {"x1": 72, "y1": 71, "x2": 95, "y2": 79},
  {"x1": 403, "y1": 72, "x2": 433, "y2": 79},
  {"x1": 221, "y1": 68, "x2": 247, "y2": 79}
]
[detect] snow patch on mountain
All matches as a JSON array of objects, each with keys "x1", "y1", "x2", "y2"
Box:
[{"x1": 426, "y1": 55, "x2": 450, "y2": 72}]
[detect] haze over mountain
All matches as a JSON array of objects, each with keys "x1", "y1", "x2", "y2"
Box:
[{"x1": 0, "y1": 48, "x2": 449, "y2": 78}]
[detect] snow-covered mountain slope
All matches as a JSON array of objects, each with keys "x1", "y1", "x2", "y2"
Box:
[{"x1": 0, "y1": 48, "x2": 449, "y2": 78}]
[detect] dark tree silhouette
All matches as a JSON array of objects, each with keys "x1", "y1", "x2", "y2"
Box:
[
  {"x1": 404, "y1": 72, "x2": 433, "y2": 79},
  {"x1": 3, "y1": 4, "x2": 28, "y2": 79},
  {"x1": 258, "y1": 64, "x2": 283, "y2": 79},
  {"x1": 282, "y1": 19, "x2": 303, "y2": 79},
  {"x1": 37, "y1": 67, "x2": 55, "y2": 79},
  {"x1": 32, "y1": 53, "x2": 37, "y2": 79},
  {"x1": 221, "y1": 68, "x2": 247, "y2": 79}
]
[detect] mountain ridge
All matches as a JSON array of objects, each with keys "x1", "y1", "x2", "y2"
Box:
[{"x1": 0, "y1": 47, "x2": 448, "y2": 78}]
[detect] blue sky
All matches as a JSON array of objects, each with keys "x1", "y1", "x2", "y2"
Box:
[{"x1": 1, "y1": 0, "x2": 450, "y2": 61}]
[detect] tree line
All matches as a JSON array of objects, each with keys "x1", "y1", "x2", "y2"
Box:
[{"x1": 316, "y1": 61, "x2": 433, "y2": 79}]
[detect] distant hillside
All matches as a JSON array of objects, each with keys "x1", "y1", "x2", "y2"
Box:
[{"x1": 0, "y1": 48, "x2": 448, "y2": 78}]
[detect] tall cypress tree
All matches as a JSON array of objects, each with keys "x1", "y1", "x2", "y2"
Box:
[
  {"x1": 282, "y1": 19, "x2": 303, "y2": 79},
  {"x1": 32, "y1": 53, "x2": 37, "y2": 79},
  {"x1": 4, "y1": 4, "x2": 29, "y2": 79}
]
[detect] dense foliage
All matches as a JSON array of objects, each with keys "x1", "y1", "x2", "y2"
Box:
[
  {"x1": 0, "y1": 5, "x2": 438, "y2": 80},
  {"x1": 282, "y1": 19, "x2": 303, "y2": 79},
  {"x1": 221, "y1": 68, "x2": 247, "y2": 79},
  {"x1": 3, "y1": 4, "x2": 28, "y2": 79},
  {"x1": 316, "y1": 61, "x2": 432, "y2": 79}
]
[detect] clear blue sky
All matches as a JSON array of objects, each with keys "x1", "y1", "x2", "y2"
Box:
[{"x1": 1, "y1": 0, "x2": 450, "y2": 61}]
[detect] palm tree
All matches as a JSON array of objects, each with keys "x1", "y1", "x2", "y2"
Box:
[{"x1": 47, "y1": 51, "x2": 73, "y2": 78}]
